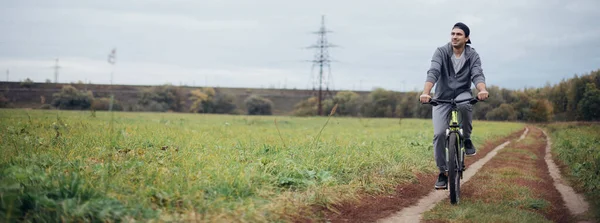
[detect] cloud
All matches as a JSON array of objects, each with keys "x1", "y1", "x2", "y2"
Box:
[
  {"x1": 566, "y1": 0, "x2": 600, "y2": 13},
  {"x1": 111, "y1": 12, "x2": 261, "y2": 31},
  {"x1": 0, "y1": 57, "x2": 310, "y2": 89},
  {"x1": 1, "y1": 0, "x2": 599, "y2": 92}
]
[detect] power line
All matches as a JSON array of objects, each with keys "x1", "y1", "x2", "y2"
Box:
[{"x1": 306, "y1": 15, "x2": 338, "y2": 116}]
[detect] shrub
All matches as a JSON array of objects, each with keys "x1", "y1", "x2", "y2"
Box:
[
  {"x1": 213, "y1": 93, "x2": 237, "y2": 114},
  {"x1": 137, "y1": 84, "x2": 186, "y2": 112},
  {"x1": 91, "y1": 97, "x2": 123, "y2": 111},
  {"x1": 0, "y1": 93, "x2": 9, "y2": 108},
  {"x1": 51, "y1": 85, "x2": 94, "y2": 110},
  {"x1": 244, "y1": 95, "x2": 273, "y2": 115},
  {"x1": 361, "y1": 88, "x2": 400, "y2": 117},
  {"x1": 327, "y1": 91, "x2": 362, "y2": 116},
  {"x1": 293, "y1": 97, "x2": 318, "y2": 116}
]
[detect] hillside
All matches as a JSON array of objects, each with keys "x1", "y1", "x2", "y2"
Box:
[{"x1": 0, "y1": 81, "x2": 371, "y2": 115}]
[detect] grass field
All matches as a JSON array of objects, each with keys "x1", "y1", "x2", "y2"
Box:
[
  {"x1": 0, "y1": 109, "x2": 524, "y2": 222},
  {"x1": 543, "y1": 122, "x2": 600, "y2": 221}
]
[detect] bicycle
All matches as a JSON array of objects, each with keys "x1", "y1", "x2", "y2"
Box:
[{"x1": 423, "y1": 97, "x2": 479, "y2": 204}]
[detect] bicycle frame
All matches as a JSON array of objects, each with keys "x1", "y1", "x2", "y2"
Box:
[{"x1": 446, "y1": 108, "x2": 464, "y2": 177}]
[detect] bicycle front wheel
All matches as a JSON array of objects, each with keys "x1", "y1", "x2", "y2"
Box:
[{"x1": 448, "y1": 133, "x2": 460, "y2": 204}]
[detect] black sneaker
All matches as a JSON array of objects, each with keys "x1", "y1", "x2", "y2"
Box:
[
  {"x1": 465, "y1": 139, "x2": 476, "y2": 156},
  {"x1": 435, "y1": 173, "x2": 448, "y2": 189}
]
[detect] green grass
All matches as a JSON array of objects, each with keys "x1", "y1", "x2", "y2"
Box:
[
  {"x1": 423, "y1": 200, "x2": 552, "y2": 223},
  {"x1": 543, "y1": 122, "x2": 600, "y2": 220},
  {"x1": 0, "y1": 109, "x2": 524, "y2": 222}
]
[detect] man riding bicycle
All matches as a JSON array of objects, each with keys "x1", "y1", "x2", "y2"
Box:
[{"x1": 419, "y1": 22, "x2": 489, "y2": 189}]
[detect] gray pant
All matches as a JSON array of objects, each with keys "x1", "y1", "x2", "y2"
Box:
[{"x1": 432, "y1": 91, "x2": 473, "y2": 173}]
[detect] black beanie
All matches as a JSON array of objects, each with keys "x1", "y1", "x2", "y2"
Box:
[{"x1": 453, "y1": 22, "x2": 472, "y2": 44}]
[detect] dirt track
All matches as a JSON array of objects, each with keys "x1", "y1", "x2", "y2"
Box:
[
  {"x1": 324, "y1": 127, "x2": 593, "y2": 223},
  {"x1": 377, "y1": 128, "x2": 526, "y2": 223},
  {"x1": 323, "y1": 128, "x2": 526, "y2": 222}
]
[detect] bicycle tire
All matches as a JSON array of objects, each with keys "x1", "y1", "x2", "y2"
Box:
[{"x1": 448, "y1": 133, "x2": 460, "y2": 204}]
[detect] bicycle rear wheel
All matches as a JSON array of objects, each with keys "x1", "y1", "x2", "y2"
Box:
[{"x1": 448, "y1": 133, "x2": 460, "y2": 204}]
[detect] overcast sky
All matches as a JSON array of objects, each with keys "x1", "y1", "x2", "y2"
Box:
[{"x1": 1, "y1": 0, "x2": 599, "y2": 92}]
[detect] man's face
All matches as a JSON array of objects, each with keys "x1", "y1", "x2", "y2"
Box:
[{"x1": 451, "y1": 28, "x2": 469, "y2": 47}]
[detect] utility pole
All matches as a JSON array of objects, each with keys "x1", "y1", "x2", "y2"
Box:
[
  {"x1": 359, "y1": 79, "x2": 363, "y2": 91},
  {"x1": 306, "y1": 15, "x2": 337, "y2": 116},
  {"x1": 108, "y1": 48, "x2": 116, "y2": 85},
  {"x1": 107, "y1": 48, "x2": 117, "y2": 111},
  {"x1": 53, "y1": 58, "x2": 61, "y2": 83},
  {"x1": 6, "y1": 69, "x2": 8, "y2": 82},
  {"x1": 401, "y1": 80, "x2": 406, "y2": 92}
]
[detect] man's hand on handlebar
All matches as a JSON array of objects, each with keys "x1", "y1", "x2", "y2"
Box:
[
  {"x1": 420, "y1": 94, "x2": 432, "y2": 103},
  {"x1": 477, "y1": 90, "x2": 489, "y2": 100}
]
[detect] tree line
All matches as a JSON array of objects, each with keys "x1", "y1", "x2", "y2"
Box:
[
  {"x1": 292, "y1": 69, "x2": 600, "y2": 122},
  {"x1": 2, "y1": 69, "x2": 598, "y2": 122},
  {"x1": 4, "y1": 84, "x2": 275, "y2": 116}
]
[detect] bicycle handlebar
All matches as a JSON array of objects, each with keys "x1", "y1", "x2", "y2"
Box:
[{"x1": 421, "y1": 97, "x2": 480, "y2": 106}]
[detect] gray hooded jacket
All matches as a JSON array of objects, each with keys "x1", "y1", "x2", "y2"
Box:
[{"x1": 426, "y1": 42, "x2": 486, "y2": 100}]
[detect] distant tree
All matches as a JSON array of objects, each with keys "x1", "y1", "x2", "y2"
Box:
[
  {"x1": 137, "y1": 84, "x2": 186, "y2": 112},
  {"x1": 483, "y1": 86, "x2": 505, "y2": 108},
  {"x1": 528, "y1": 99, "x2": 554, "y2": 122},
  {"x1": 412, "y1": 101, "x2": 433, "y2": 119},
  {"x1": 293, "y1": 96, "x2": 318, "y2": 116},
  {"x1": 189, "y1": 88, "x2": 215, "y2": 113},
  {"x1": 326, "y1": 91, "x2": 362, "y2": 116},
  {"x1": 361, "y1": 88, "x2": 400, "y2": 117},
  {"x1": 213, "y1": 93, "x2": 237, "y2": 114},
  {"x1": 577, "y1": 83, "x2": 600, "y2": 121},
  {"x1": 510, "y1": 90, "x2": 532, "y2": 121},
  {"x1": 485, "y1": 103, "x2": 517, "y2": 121},
  {"x1": 51, "y1": 85, "x2": 94, "y2": 110},
  {"x1": 473, "y1": 103, "x2": 493, "y2": 120},
  {"x1": 45, "y1": 79, "x2": 52, "y2": 83},
  {"x1": 500, "y1": 88, "x2": 518, "y2": 104},
  {"x1": 20, "y1": 78, "x2": 34, "y2": 88},
  {"x1": 395, "y1": 92, "x2": 418, "y2": 118},
  {"x1": 188, "y1": 88, "x2": 237, "y2": 114},
  {"x1": 548, "y1": 80, "x2": 569, "y2": 120},
  {"x1": 137, "y1": 89, "x2": 168, "y2": 112},
  {"x1": 245, "y1": 95, "x2": 273, "y2": 115},
  {"x1": 566, "y1": 75, "x2": 587, "y2": 119}
]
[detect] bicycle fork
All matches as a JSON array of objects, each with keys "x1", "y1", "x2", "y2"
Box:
[{"x1": 445, "y1": 129, "x2": 466, "y2": 177}]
